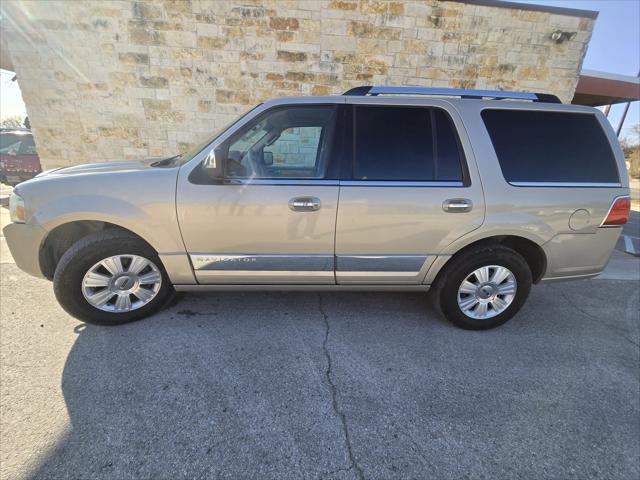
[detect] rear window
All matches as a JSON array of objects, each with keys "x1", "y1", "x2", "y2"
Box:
[
  {"x1": 481, "y1": 109, "x2": 619, "y2": 184},
  {"x1": 0, "y1": 134, "x2": 22, "y2": 150}
]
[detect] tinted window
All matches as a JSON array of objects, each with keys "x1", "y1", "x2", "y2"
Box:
[
  {"x1": 0, "y1": 134, "x2": 18, "y2": 149},
  {"x1": 0, "y1": 134, "x2": 22, "y2": 153},
  {"x1": 434, "y1": 109, "x2": 463, "y2": 181},
  {"x1": 481, "y1": 109, "x2": 619, "y2": 183},
  {"x1": 354, "y1": 106, "x2": 465, "y2": 182},
  {"x1": 226, "y1": 106, "x2": 336, "y2": 179},
  {"x1": 18, "y1": 135, "x2": 37, "y2": 155},
  {"x1": 355, "y1": 106, "x2": 433, "y2": 181}
]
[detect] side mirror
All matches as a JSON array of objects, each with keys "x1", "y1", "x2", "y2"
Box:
[
  {"x1": 203, "y1": 147, "x2": 225, "y2": 181},
  {"x1": 263, "y1": 151, "x2": 273, "y2": 166}
]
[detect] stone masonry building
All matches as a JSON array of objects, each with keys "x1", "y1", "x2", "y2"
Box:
[{"x1": 1, "y1": 0, "x2": 596, "y2": 169}]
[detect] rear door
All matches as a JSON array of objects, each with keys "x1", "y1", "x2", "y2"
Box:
[{"x1": 335, "y1": 99, "x2": 485, "y2": 284}]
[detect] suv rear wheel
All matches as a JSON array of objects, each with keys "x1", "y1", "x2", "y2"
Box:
[
  {"x1": 53, "y1": 229, "x2": 174, "y2": 325},
  {"x1": 434, "y1": 244, "x2": 532, "y2": 330}
]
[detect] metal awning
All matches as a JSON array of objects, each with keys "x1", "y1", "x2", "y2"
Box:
[{"x1": 572, "y1": 69, "x2": 640, "y2": 106}]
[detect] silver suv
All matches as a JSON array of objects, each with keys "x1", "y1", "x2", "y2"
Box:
[{"x1": 4, "y1": 87, "x2": 631, "y2": 329}]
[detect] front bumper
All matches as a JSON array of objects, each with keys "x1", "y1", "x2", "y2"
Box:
[{"x1": 3, "y1": 222, "x2": 48, "y2": 278}]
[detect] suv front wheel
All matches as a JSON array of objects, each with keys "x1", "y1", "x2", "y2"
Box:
[
  {"x1": 53, "y1": 229, "x2": 174, "y2": 325},
  {"x1": 435, "y1": 244, "x2": 533, "y2": 330}
]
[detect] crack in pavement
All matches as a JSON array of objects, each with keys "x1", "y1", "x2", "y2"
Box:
[
  {"x1": 317, "y1": 293, "x2": 365, "y2": 480},
  {"x1": 559, "y1": 289, "x2": 640, "y2": 348}
]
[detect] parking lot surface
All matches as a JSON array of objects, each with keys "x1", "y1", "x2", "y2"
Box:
[{"x1": 1, "y1": 208, "x2": 639, "y2": 480}]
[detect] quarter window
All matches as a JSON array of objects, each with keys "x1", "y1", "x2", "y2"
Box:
[
  {"x1": 354, "y1": 106, "x2": 465, "y2": 182},
  {"x1": 481, "y1": 109, "x2": 620, "y2": 184}
]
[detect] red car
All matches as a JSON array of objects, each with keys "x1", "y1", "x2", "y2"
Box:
[{"x1": 0, "y1": 128, "x2": 42, "y2": 186}]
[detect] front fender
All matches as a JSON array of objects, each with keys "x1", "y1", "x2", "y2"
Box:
[
  {"x1": 15, "y1": 167, "x2": 197, "y2": 284},
  {"x1": 18, "y1": 167, "x2": 185, "y2": 255},
  {"x1": 35, "y1": 194, "x2": 180, "y2": 255}
]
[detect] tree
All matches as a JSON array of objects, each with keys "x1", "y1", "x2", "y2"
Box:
[
  {"x1": 631, "y1": 123, "x2": 640, "y2": 144},
  {"x1": 0, "y1": 115, "x2": 25, "y2": 128},
  {"x1": 621, "y1": 123, "x2": 640, "y2": 179}
]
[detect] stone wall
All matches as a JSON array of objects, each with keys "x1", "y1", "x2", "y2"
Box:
[{"x1": 1, "y1": 0, "x2": 594, "y2": 169}]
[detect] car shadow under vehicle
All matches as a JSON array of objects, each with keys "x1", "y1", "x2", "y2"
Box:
[{"x1": 28, "y1": 286, "x2": 640, "y2": 480}]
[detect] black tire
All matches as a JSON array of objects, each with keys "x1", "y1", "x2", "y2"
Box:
[
  {"x1": 53, "y1": 229, "x2": 175, "y2": 325},
  {"x1": 433, "y1": 244, "x2": 532, "y2": 330}
]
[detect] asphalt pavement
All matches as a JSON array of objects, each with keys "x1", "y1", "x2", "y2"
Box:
[{"x1": 1, "y1": 203, "x2": 639, "y2": 479}]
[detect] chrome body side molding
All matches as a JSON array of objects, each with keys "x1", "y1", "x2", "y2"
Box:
[
  {"x1": 189, "y1": 254, "x2": 435, "y2": 285},
  {"x1": 190, "y1": 254, "x2": 334, "y2": 271},
  {"x1": 191, "y1": 254, "x2": 431, "y2": 273},
  {"x1": 336, "y1": 255, "x2": 428, "y2": 272}
]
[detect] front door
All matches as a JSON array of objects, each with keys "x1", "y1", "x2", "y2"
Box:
[
  {"x1": 335, "y1": 101, "x2": 485, "y2": 284},
  {"x1": 177, "y1": 104, "x2": 341, "y2": 284}
]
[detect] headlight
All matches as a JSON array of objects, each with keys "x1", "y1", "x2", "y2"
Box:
[{"x1": 9, "y1": 193, "x2": 26, "y2": 223}]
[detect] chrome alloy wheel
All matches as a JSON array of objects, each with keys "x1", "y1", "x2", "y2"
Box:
[
  {"x1": 457, "y1": 265, "x2": 517, "y2": 320},
  {"x1": 81, "y1": 254, "x2": 162, "y2": 313}
]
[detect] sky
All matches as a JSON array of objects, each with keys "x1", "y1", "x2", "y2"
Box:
[
  {"x1": 0, "y1": 68, "x2": 26, "y2": 122},
  {"x1": 511, "y1": 0, "x2": 640, "y2": 140},
  {"x1": 1, "y1": 0, "x2": 639, "y2": 140}
]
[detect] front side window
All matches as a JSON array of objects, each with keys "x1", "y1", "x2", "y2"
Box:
[
  {"x1": 225, "y1": 106, "x2": 337, "y2": 179},
  {"x1": 481, "y1": 109, "x2": 620, "y2": 184},
  {"x1": 354, "y1": 106, "x2": 465, "y2": 182}
]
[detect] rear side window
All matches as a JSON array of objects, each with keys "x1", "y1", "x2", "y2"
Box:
[
  {"x1": 354, "y1": 106, "x2": 465, "y2": 182},
  {"x1": 481, "y1": 109, "x2": 619, "y2": 184},
  {"x1": 434, "y1": 109, "x2": 463, "y2": 182}
]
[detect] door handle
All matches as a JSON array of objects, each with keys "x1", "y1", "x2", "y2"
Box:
[
  {"x1": 443, "y1": 198, "x2": 473, "y2": 213},
  {"x1": 289, "y1": 196, "x2": 321, "y2": 212}
]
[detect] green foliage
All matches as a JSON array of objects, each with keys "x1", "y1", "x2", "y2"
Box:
[{"x1": 0, "y1": 115, "x2": 25, "y2": 128}]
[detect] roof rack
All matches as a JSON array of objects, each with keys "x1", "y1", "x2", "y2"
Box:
[{"x1": 342, "y1": 86, "x2": 561, "y2": 103}]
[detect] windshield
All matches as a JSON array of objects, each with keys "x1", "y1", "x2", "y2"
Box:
[{"x1": 171, "y1": 104, "x2": 262, "y2": 166}]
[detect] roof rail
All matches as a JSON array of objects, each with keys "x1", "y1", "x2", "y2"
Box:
[{"x1": 342, "y1": 86, "x2": 562, "y2": 103}]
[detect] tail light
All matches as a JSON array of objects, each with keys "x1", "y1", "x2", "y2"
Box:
[{"x1": 600, "y1": 195, "x2": 631, "y2": 227}]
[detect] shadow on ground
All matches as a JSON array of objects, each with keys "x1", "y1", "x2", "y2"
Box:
[{"x1": 28, "y1": 284, "x2": 640, "y2": 480}]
